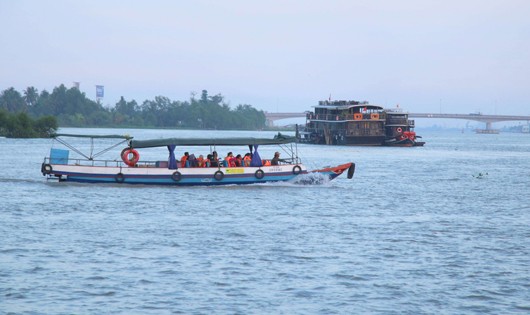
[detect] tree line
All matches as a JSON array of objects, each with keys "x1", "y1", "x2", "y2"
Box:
[
  {"x1": 0, "y1": 85, "x2": 266, "y2": 137},
  {"x1": 0, "y1": 110, "x2": 58, "y2": 138}
]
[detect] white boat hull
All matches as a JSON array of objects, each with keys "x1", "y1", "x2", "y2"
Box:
[{"x1": 42, "y1": 163, "x2": 315, "y2": 186}]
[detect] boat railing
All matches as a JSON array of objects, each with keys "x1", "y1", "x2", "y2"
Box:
[
  {"x1": 308, "y1": 113, "x2": 386, "y2": 121},
  {"x1": 43, "y1": 157, "x2": 160, "y2": 168},
  {"x1": 44, "y1": 156, "x2": 303, "y2": 168},
  {"x1": 387, "y1": 117, "x2": 408, "y2": 125}
]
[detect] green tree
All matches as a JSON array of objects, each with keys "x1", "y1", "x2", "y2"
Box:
[
  {"x1": 0, "y1": 110, "x2": 58, "y2": 138},
  {"x1": 2, "y1": 85, "x2": 267, "y2": 130},
  {"x1": 34, "y1": 115, "x2": 58, "y2": 137},
  {"x1": 0, "y1": 87, "x2": 26, "y2": 112},
  {"x1": 24, "y1": 86, "x2": 39, "y2": 108},
  {"x1": 115, "y1": 96, "x2": 138, "y2": 117}
]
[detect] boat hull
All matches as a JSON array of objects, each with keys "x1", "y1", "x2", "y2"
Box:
[
  {"x1": 384, "y1": 138, "x2": 425, "y2": 147},
  {"x1": 339, "y1": 136, "x2": 386, "y2": 146},
  {"x1": 42, "y1": 162, "x2": 354, "y2": 186}
]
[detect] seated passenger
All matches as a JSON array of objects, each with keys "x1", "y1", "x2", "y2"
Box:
[
  {"x1": 180, "y1": 152, "x2": 189, "y2": 168},
  {"x1": 243, "y1": 153, "x2": 252, "y2": 167},
  {"x1": 210, "y1": 151, "x2": 219, "y2": 167},
  {"x1": 234, "y1": 154, "x2": 242, "y2": 167},
  {"x1": 188, "y1": 154, "x2": 198, "y2": 167},
  {"x1": 224, "y1": 152, "x2": 235, "y2": 167},
  {"x1": 197, "y1": 155, "x2": 205, "y2": 167}
]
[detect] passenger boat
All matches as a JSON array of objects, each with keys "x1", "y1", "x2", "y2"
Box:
[
  {"x1": 41, "y1": 133, "x2": 355, "y2": 186},
  {"x1": 302, "y1": 100, "x2": 425, "y2": 146}
]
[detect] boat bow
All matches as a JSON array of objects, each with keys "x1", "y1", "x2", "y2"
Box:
[{"x1": 311, "y1": 162, "x2": 355, "y2": 180}]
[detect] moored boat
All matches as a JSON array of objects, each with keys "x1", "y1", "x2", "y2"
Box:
[
  {"x1": 41, "y1": 133, "x2": 355, "y2": 186},
  {"x1": 302, "y1": 100, "x2": 425, "y2": 146}
]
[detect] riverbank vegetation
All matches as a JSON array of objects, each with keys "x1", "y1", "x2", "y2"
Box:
[
  {"x1": 0, "y1": 86, "x2": 266, "y2": 135},
  {"x1": 0, "y1": 109, "x2": 58, "y2": 138}
]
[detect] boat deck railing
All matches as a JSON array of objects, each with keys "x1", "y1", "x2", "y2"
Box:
[
  {"x1": 44, "y1": 157, "x2": 177, "y2": 168},
  {"x1": 44, "y1": 157, "x2": 302, "y2": 168},
  {"x1": 307, "y1": 113, "x2": 386, "y2": 121}
]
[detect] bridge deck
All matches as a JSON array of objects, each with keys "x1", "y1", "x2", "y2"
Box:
[
  {"x1": 264, "y1": 112, "x2": 530, "y2": 122},
  {"x1": 264, "y1": 112, "x2": 530, "y2": 128}
]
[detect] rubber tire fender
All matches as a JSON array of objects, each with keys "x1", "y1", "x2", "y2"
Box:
[
  {"x1": 255, "y1": 169, "x2": 265, "y2": 179},
  {"x1": 42, "y1": 163, "x2": 52, "y2": 175},
  {"x1": 292, "y1": 165, "x2": 302, "y2": 175},
  {"x1": 214, "y1": 170, "x2": 224, "y2": 181},
  {"x1": 171, "y1": 171, "x2": 182, "y2": 182},
  {"x1": 115, "y1": 172, "x2": 125, "y2": 183}
]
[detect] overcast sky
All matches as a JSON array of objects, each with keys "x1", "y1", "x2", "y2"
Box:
[{"x1": 2, "y1": 0, "x2": 530, "y2": 117}]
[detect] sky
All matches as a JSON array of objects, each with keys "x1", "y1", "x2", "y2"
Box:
[{"x1": 2, "y1": 0, "x2": 530, "y2": 123}]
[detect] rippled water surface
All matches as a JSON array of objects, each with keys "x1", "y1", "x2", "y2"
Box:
[{"x1": 1, "y1": 128, "x2": 530, "y2": 314}]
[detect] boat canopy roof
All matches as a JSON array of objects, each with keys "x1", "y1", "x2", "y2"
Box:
[
  {"x1": 129, "y1": 133, "x2": 297, "y2": 148},
  {"x1": 313, "y1": 104, "x2": 384, "y2": 110},
  {"x1": 52, "y1": 133, "x2": 133, "y2": 140}
]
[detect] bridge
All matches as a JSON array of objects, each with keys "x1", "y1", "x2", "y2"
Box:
[
  {"x1": 264, "y1": 112, "x2": 307, "y2": 126},
  {"x1": 408, "y1": 113, "x2": 530, "y2": 131},
  {"x1": 264, "y1": 111, "x2": 530, "y2": 131}
]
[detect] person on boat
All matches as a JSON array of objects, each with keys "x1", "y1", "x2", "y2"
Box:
[
  {"x1": 181, "y1": 152, "x2": 189, "y2": 168},
  {"x1": 197, "y1": 155, "x2": 205, "y2": 167},
  {"x1": 188, "y1": 154, "x2": 198, "y2": 167},
  {"x1": 210, "y1": 151, "x2": 219, "y2": 167},
  {"x1": 234, "y1": 154, "x2": 243, "y2": 167},
  {"x1": 271, "y1": 152, "x2": 283, "y2": 165},
  {"x1": 243, "y1": 153, "x2": 252, "y2": 167},
  {"x1": 224, "y1": 152, "x2": 235, "y2": 167}
]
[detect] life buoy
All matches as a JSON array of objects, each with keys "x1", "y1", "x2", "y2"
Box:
[
  {"x1": 292, "y1": 165, "x2": 302, "y2": 175},
  {"x1": 370, "y1": 113, "x2": 379, "y2": 120},
  {"x1": 171, "y1": 171, "x2": 182, "y2": 182},
  {"x1": 115, "y1": 172, "x2": 125, "y2": 183},
  {"x1": 214, "y1": 170, "x2": 224, "y2": 181},
  {"x1": 255, "y1": 169, "x2": 265, "y2": 179},
  {"x1": 397, "y1": 127, "x2": 403, "y2": 133},
  {"x1": 41, "y1": 163, "x2": 52, "y2": 175},
  {"x1": 120, "y1": 148, "x2": 129, "y2": 159},
  {"x1": 354, "y1": 113, "x2": 362, "y2": 120},
  {"x1": 121, "y1": 149, "x2": 140, "y2": 167}
]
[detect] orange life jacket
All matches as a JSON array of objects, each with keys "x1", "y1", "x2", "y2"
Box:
[
  {"x1": 243, "y1": 155, "x2": 251, "y2": 167},
  {"x1": 181, "y1": 155, "x2": 188, "y2": 168},
  {"x1": 197, "y1": 157, "x2": 204, "y2": 167}
]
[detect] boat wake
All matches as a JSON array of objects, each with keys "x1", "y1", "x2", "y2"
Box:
[
  {"x1": 289, "y1": 172, "x2": 331, "y2": 186},
  {"x1": 0, "y1": 177, "x2": 42, "y2": 185}
]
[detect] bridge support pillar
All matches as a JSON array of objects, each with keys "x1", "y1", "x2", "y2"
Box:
[{"x1": 486, "y1": 121, "x2": 492, "y2": 130}]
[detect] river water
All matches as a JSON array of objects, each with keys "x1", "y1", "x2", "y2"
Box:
[{"x1": 1, "y1": 128, "x2": 530, "y2": 314}]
